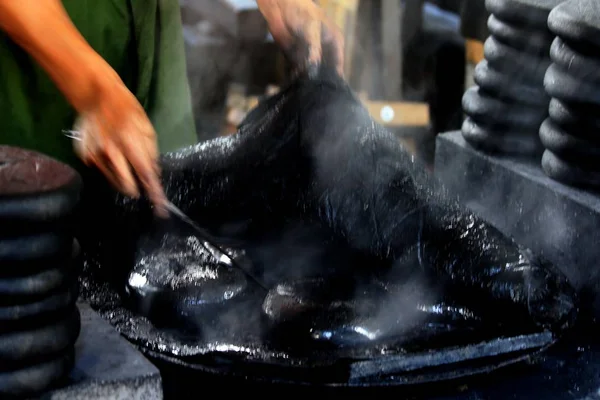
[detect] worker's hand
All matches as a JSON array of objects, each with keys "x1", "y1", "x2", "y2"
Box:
[
  {"x1": 0, "y1": 0, "x2": 168, "y2": 217},
  {"x1": 72, "y1": 68, "x2": 168, "y2": 218},
  {"x1": 257, "y1": 0, "x2": 344, "y2": 77}
]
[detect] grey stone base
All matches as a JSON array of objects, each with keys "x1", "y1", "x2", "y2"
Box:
[
  {"x1": 42, "y1": 303, "x2": 162, "y2": 400},
  {"x1": 434, "y1": 131, "x2": 600, "y2": 320}
]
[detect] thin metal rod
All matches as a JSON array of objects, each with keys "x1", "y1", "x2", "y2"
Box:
[
  {"x1": 164, "y1": 201, "x2": 268, "y2": 291},
  {"x1": 63, "y1": 128, "x2": 268, "y2": 291}
]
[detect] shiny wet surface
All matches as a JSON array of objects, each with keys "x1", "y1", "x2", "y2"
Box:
[
  {"x1": 152, "y1": 326, "x2": 600, "y2": 400},
  {"x1": 77, "y1": 69, "x2": 579, "y2": 390}
]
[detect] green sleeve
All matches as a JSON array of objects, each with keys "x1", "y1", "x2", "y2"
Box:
[
  {"x1": 0, "y1": 0, "x2": 197, "y2": 170},
  {"x1": 130, "y1": 0, "x2": 198, "y2": 153}
]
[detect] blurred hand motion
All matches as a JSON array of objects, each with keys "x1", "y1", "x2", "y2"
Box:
[
  {"x1": 0, "y1": 0, "x2": 167, "y2": 217},
  {"x1": 72, "y1": 71, "x2": 168, "y2": 218},
  {"x1": 257, "y1": 0, "x2": 345, "y2": 77}
]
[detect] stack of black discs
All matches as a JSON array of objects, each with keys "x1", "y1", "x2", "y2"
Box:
[
  {"x1": 541, "y1": 0, "x2": 600, "y2": 188},
  {"x1": 461, "y1": 0, "x2": 562, "y2": 156},
  {"x1": 0, "y1": 146, "x2": 82, "y2": 398}
]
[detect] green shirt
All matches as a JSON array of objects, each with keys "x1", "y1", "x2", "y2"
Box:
[{"x1": 0, "y1": 0, "x2": 197, "y2": 171}]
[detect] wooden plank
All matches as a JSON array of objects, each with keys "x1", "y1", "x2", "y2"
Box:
[
  {"x1": 365, "y1": 101, "x2": 429, "y2": 127},
  {"x1": 243, "y1": 96, "x2": 429, "y2": 127},
  {"x1": 466, "y1": 39, "x2": 485, "y2": 64}
]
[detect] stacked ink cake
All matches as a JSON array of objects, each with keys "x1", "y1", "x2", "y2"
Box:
[
  {"x1": 541, "y1": 0, "x2": 600, "y2": 188},
  {"x1": 461, "y1": 0, "x2": 561, "y2": 156},
  {"x1": 0, "y1": 146, "x2": 82, "y2": 398}
]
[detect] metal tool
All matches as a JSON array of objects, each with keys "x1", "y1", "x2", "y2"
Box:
[
  {"x1": 163, "y1": 201, "x2": 268, "y2": 291},
  {"x1": 63, "y1": 129, "x2": 268, "y2": 291},
  {"x1": 62, "y1": 129, "x2": 81, "y2": 141}
]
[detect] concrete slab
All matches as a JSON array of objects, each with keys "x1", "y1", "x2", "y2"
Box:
[
  {"x1": 434, "y1": 130, "x2": 600, "y2": 320},
  {"x1": 42, "y1": 303, "x2": 162, "y2": 400}
]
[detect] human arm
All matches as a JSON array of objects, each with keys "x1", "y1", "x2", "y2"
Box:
[
  {"x1": 0, "y1": 0, "x2": 167, "y2": 216},
  {"x1": 256, "y1": 0, "x2": 345, "y2": 76}
]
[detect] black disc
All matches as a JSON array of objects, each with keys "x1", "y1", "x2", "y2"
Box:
[
  {"x1": 0, "y1": 307, "x2": 80, "y2": 368},
  {"x1": 487, "y1": 14, "x2": 555, "y2": 52},
  {"x1": 484, "y1": 36, "x2": 552, "y2": 82},
  {"x1": 0, "y1": 346, "x2": 74, "y2": 398},
  {"x1": 0, "y1": 284, "x2": 78, "y2": 329},
  {"x1": 125, "y1": 233, "x2": 250, "y2": 333},
  {"x1": 262, "y1": 278, "x2": 392, "y2": 350},
  {"x1": 542, "y1": 149, "x2": 600, "y2": 188},
  {"x1": 0, "y1": 146, "x2": 82, "y2": 237},
  {"x1": 539, "y1": 118, "x2": 600, "y2": 168},
  {"x1": 544, "y1": 63, "x2": 600, "y2": 105},
  {"x1": 548, "y1": 98, "x2": 600, "y2": 136},
  {"x1": 0, "y1": 232, "x2": 74, "y2": 278},
  {"x1": 550, "y1": 37, "x2": 600, "y2": 83},
  {"x1": 485, "y1": 0, "x2": 563, "y2": 29},
  {"x1": 0, "y1": 238, "x2": 80, "y2": 279},
  {"x1": 462, "y1": 117, "x2": 543, "y2": 155},
  {"x1": 473, "y1": 60, "x2": 549, "y2": 106},
  {"x1": 548, "y1": 0, "x2": 600, "y2": 51},
  {"x1": 462, "y1": 86, "x2": 548, "y2": 130},
  {"x1": 0, "y1": 258, "x2": 79, "y2": 305}
]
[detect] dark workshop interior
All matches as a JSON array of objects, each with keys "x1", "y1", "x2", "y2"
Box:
[{"x1": 2, "y1": 0, "x2": 600, "y2": 399}]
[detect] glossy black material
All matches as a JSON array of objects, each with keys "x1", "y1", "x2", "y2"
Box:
[
  {"x1": 80, "y1": 69, "x2": 577, "y2": 385},
  {"x1": 124, "y1": 223, "x2": 253, "y2": 333}
]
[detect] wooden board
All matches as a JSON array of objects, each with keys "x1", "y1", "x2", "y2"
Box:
[
  {"x1": 242, "y1": 96, "x2": 429, "y2": 128},
  {"x1": 223, "y1": 83, "x2": 430, "y2": 134},
  {"x1": 466, "y1": 39, "x2": 485, "y2": 64},
  {"x1": 365, "y1": 101, "x2": 430, "y2": 127}
]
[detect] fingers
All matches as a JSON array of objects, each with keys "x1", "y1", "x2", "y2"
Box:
[
  {"x1": 73, "y1": 111, "x2": 168, "y2": 218},
  {"x1": 73, "y1": 114, "x2": 139, "y2": 198},
  {"x1": 119, "y1": 114, "x2": 168, "y2": 218},
  {"x1": 90, "y1": 148, "x2": 139, "y2": 199},
  {"x1": 275, "y1": 3, "x2": 343, "y2": 78},
  {"x1": 304, "y1": 18, "x2": 322, "y2": 77}
]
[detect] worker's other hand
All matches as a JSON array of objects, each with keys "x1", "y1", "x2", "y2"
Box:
[
  {"x1": 72, "y1": 69, "x2": 168, "y2": 218},
  {"x1": 257, "y1": 0, "x2": 344, "y2": 77}
]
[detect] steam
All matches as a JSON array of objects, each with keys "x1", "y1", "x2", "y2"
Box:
[{"x1": 112, "y1": 2, "x2": 577, "y2": 354}]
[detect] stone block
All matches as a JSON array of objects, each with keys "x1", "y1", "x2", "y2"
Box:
[
  {"x1": 435, "y1": 131, "x2": 600, "y2": 320},
  {"x1": 43, "y1": 303, "x2": 162, "y2": 400}
]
